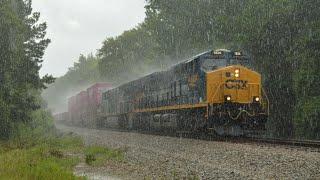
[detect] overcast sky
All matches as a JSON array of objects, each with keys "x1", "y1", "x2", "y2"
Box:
[{"x1": 32, "y1": 0, "x2": 146, "y2": 77}]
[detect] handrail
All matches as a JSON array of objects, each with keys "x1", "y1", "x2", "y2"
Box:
[
  {"x1": 210, "y1": 83, "x2": 224, "y2": 102},
  {"x1": 261, "y1": 88, "x2": 270, "y2": 115}
]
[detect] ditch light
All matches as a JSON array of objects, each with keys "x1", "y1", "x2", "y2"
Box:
[{"x1": 225, "y1": 95, "x2": 232, "y2": 102}]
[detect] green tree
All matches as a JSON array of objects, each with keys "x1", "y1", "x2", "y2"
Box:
[
  {"x1": 145, "y1": 0, "x2": 248, "y2": 59},
  {"x1": 0, "y1": 0, "x2": 54, "y2": 139},
  {"x1": 293, "y1": 0, "x2": 320, "y2": 139},
  {"x1": 98, "y1": 25, "x2": 158, "y2": 83}
]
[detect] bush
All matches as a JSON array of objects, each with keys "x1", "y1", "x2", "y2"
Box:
[
  {"x1": 84, "y1": 146, "x2": 124, "y2": 166},
  {"x1": 7, "y1": 108, "x2": 58, "y2": 149},
  {"x1": 85, "y1": 154, "x2": 96, "y2": 165}
]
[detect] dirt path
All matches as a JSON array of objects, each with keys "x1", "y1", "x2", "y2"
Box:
[{"x1": 57, "y1": 124, "x2": 320, "y2": 179}]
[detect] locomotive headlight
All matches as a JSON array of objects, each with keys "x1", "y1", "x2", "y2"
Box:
[
  {"x1": 234, "y1": 69, "x2": 240, "y2": 78},
  {"x1": 235, "y1": 52, "x2": 242, "y2": 56},
  {"x1": 225, "y1": 95, "x2": 232, "y2": 102}
]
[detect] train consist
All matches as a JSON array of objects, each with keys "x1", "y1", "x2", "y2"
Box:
[
  {"x1": 55, "y1": 49, "x2": 269, "y2": 136},
  {"x1": 54, "y1": 83, "x2": 112, "y2": 127}
]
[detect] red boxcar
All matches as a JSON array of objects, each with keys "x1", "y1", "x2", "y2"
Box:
[
  {"x1": 87, "y1": 83, "x2": 113, "y2": 107},
  {"x1": 75, "y1": 91, "x2": 88, "y2": 126},
  {"x1": 86, "y1": 83, "x2": 112, "y2": 127},
  {"x1": 67, "y1": 82, "x2": 112, "y2": 127}
]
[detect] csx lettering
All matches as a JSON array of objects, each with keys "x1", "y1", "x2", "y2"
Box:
[{"x1": 225, "y1": 80, "x2": 248, "y2": 90}]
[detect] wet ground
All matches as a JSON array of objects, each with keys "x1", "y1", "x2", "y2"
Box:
[
  {"x1": 74, "y1": 163, "x2": 121, "y2": 180},
  {"x1": 57, "y1": 124, "x2": 320, "y2": 179}
]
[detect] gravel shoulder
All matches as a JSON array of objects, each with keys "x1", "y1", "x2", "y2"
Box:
[{"x1": 56, "y1": 124, "x2": 320, "y2": 179}]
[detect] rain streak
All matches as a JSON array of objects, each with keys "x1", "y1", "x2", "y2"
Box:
[{"x1": 0, "y1": 0, "x2": 320, "y2": 179}]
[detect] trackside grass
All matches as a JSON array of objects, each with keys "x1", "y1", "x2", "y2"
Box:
[
  {"x1": 0, "y1": 136, "x2": 84, "y2": 180},
  {"x1": 0, "y1": 135, "x2": 124, "y2": 180}
]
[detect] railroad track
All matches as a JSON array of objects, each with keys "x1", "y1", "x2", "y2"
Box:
[
  {"x1": 245, "y1": 137, "x2": 320, "y2": 149},
  {"x1": 172, "y1": 131, "x2": 320, "y2": 149},
  {"x1": 127, "y1": 129, "x2": 320, "y2": 149},
  {"x1": 59, "y1": 123, "x2": 320, "y2": 150}
]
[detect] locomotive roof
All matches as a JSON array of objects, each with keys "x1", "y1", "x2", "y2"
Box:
[
  {"x1": 106, "y1": 49, "x2": 242, "y2": 92},
  {"x1": 171, "y1": 48, "x2": 234, "y2": 68},
  {"x1": 184, "y1": 50, "x2": 212, "y2": 63}
]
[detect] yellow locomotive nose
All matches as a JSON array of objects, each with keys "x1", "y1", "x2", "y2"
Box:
[{"x1": 206, "y1": 65, "x2": 262, "y2": 104}]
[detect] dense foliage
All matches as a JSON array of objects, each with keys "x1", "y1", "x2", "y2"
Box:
[
  {"x1": 44, "y1": 0, "x2": 319, "y2": 139},
  {"x1": 0, "y1": 0, "x2": 54, "y2": 139}
]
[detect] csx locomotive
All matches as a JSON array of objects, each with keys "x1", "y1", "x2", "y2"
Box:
[{"x1": 98, "y1": 49, "x2": 269, "y2": 136}]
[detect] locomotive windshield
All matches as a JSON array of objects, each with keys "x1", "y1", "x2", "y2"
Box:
[
  {"x1": 201, "y1": 50, "x2": 251, "y2": 72},
  {"x1": 201, "y1": 59, "x2": 227, "y2": 71}
]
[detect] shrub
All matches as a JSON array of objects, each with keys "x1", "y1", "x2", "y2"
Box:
[{"x1": 84, "y1": 146, "x2": 124, "y2": 166}]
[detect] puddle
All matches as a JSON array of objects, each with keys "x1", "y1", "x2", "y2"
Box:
[{"x1": 74, "y1": 163, "x2": 122, "y2": 180}]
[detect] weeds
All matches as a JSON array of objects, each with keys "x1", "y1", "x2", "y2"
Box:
[
  {"x1": 84, "y1": 146, "x2": 124, "y2": 166},
  {"x1": 0, "y1": 134, "x2": 126, "y2": 179},
  {"x1": 85, "y1": 154, "x2": 96, "y2": 165},
  {"x1": 0, "y1": 136, "x2": 84, "y2": 180}
]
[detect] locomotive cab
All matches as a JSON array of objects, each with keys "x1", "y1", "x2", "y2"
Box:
[{"x1": 201, "y1": 49, "x2": 250, "y2": 72}]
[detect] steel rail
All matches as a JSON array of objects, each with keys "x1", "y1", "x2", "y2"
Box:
[{"x1": 245, "y1": 137, "x2": 320, "y2": 149}]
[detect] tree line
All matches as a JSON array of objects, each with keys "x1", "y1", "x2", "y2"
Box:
[
  {"x1": 44, "y1": 0, "x2": 320, "y2": 139},
  {"x1": 0, "y1": 0, "x2": 54, "y2": 140}
]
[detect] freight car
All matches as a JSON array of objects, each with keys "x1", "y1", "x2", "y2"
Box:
[
  {"x1": 66, "y1": 83, "x2": 112, "y2": 127},
  {"x1": 86, "y1": 83, "x2": 113, "y2": 127},
  {"x1": 99, "y1": 49, "x2": 269, "y2": 136}
]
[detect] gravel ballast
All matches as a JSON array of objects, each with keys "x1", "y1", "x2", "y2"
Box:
[{"x1": 57, "y1": 124, "x2": 320, "y2": 179}]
